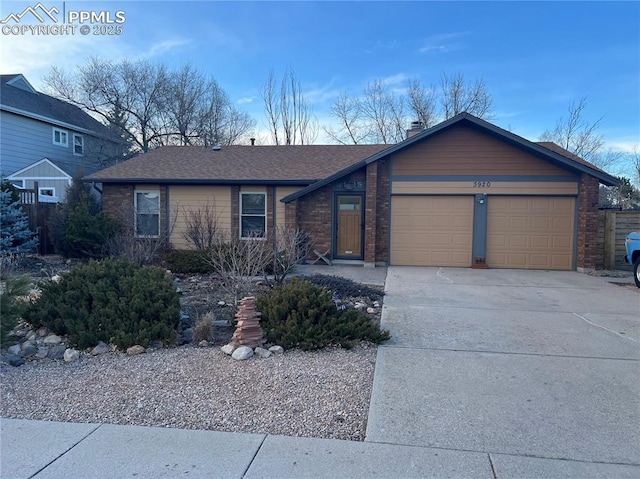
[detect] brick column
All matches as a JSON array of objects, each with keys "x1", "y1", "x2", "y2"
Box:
[
  {"x1": 576, "y1": 173, "x2": 600, "y2": 272},
  {"x1": 284, "y1": 200, "x2": 298, "y2": 229},
  {"x1": 375, "y1": 158, "x2": 391, "y2": 264},
  {"x1": 364, "y1": 162, "x2": 378, "y2": 266}
]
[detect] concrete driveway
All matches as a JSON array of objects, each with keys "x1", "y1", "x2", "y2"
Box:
[{"x1": 366, "y1": 267, "x2": 639, "y2": 476}]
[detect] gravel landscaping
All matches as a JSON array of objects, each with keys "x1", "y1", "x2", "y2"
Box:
[{"x1": 1, "y1": 342, "x2": 378, "y2": 441}]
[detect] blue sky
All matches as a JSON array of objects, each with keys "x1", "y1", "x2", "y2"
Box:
[{"x1": 1, "y1": 1, "x2": 639, "y2": 175}]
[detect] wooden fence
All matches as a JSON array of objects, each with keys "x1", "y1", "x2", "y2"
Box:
[
  {"x1": 18, "y1": 182, "x2": 57, "y2": 255},
  {"x1": 596, "y1": 209, "x2": 640, "y2": 270}
]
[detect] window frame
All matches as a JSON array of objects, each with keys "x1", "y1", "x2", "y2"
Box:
[
  {"x1": 38, "y1": 187, "x2": 55, "y2": 197},
  {"x1": 134, "y1": 190, "x2": 161, "y2": 238},
  {"x1": 239, "y1": 192, "x2": 267, "y2": 239},
  {"x1": 52, "y1": 127, "x2": 68, "y2": 147},
  {"x1": 73, "y1": 134, "x2": 84, "y2": 156}
]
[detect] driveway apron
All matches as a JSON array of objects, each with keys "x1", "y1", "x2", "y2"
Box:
[{"x1": 365, "y1": 267, "x2": 639, "y2": 469}]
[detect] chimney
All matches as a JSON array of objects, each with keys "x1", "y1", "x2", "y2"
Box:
[
  {"x1": 406, "y1": 120, "x2": 424, "y2": 139},
  {"x1": 250, "y1": 138, "x2": 255, "y2": 146}
]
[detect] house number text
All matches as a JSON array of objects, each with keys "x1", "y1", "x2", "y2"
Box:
[{"x1": 473, "y1": 181, "x2": 491, "y2": 188}]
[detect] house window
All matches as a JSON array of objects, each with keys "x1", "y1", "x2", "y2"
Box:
[
  {"x1": 52, "y1": 128, "x2": 68, "y2": 146},
  {"x1": 73, "y1": 134, "x2": 84, "y2": 155},
  {"x1": 135, "y1": 190, "x2": 160, "y2": 237},
  {"x1": 38, "y1": 187, "x2": 55, "y2": 197},
  {"x1": 240, "y1": 192, "x2": 266, "y2": 238}
]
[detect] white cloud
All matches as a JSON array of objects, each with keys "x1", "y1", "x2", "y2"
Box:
[
  {"x1": 419, "y1": 32, "x2": 471, "y2": 54},
  {"x1": 237, "y1": 96, "x2": 256, "y2": 105},
  {"x1": 142, "y1": 38, "x2": 192, "y2": 58}
]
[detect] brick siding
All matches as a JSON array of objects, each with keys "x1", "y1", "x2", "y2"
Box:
[
  {"x1": 374, "y1": 158, "x2": 391, "y2": 264},
  {"x1": 576, "y1": 173, "x2": 600, "y2": 270}
]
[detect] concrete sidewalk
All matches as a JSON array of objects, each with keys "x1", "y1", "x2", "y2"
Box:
[{"x1": 2, "y1": 267, "x2": 639, "y2": 478}]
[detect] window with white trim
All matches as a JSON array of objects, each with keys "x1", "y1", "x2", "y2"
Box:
[
  {"x1": 52, "y1": 127, "x2": 68, "y2": 146},
  {"x1": 38, "y1": 187, "x2": 55, "y2": 197},
  {"x1": 135, "y1": 190, "x2": 160, "y2": 237},
  {"x1": 240, "y1": 192, "x2": 266, "y2": 238},
  {"x1": 73, "y1": 134, "x2": 84, "y2": 155}
]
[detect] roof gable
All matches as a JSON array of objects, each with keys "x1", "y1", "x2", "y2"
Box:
[
  {"x1": 7, "y1": 157, "x2": 73, "y2": 179},
  {"x1": 3, "y1": 74, "x2": 37, "y2": 93},
  {"x1": 282, "y1": 113, "x2": 619, "y2": 202}
]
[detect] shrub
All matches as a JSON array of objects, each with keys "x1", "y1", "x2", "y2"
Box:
[
  {"x1": 256, "y1": 278, "x2": 389, "y2": 351},
  {"x1": 24, "y1": 258, "x2": 180, "y2": 350},
  {"x1": 65, "y1": 199, "x2": 118, "y2": 258},
  {"x1": 165, "y1": 249, "x2": 214, "y2": 274},
  {"x1": 0, "y1": 186, "x2": 38, "y2": 257},
  {"x1": 0, "y1": 275, "x2": 31, "y2": 345},
  {"x1": 193, "y1": 311, "x2": 214, "y2": 343},
  {"x1": 48, "y1": 175, "x2": 117, "y2": 259}
]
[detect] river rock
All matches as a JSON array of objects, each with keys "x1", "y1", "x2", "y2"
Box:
[
  {"x1": 63, "y1": 348, "x2": 80, "y2": 363},
  {"x1": 126, "y1": 345, "x2": 145, "y2": 356},
  {"x1": 43, "y1": 334, "x2": 62, "y2": 346},
  {"x1": 231, "y1": 346, "x2": 253, "y2": 360},
  {"x1": 221, "y1": 344, "x2": 235, "y2": 355},
  {"x1": 3, "y1": 354, "x2": 25, "y2": 367},
  {"x1": 254, "y1": 347, "x2": 271, "y2": 359},
  {"x1": 8, "y1": 344, "x2": 21, "y2": 355},
  {"x1": 268, "y1": 345, "x2": 284, "y2": 355},
  {"x1": 47, "y1": 344, "x2": 66, "y2": 360},
  {"x1": 19, "y1": 344, "x2": 38, "y2": 358},
  {"x1": 90, "y1": 342, "x2": 110, "y2": 356}
]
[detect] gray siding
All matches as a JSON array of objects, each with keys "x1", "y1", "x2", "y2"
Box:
[
  {"x1": 23, "y1": 178, "x2": 71, "y2": 201},
  {"x1": 12, "y1": 160, "x2": 66, "y2": 178},
  {"x1": 0, "y1": 111, "x2": 120, "y2": 177}
]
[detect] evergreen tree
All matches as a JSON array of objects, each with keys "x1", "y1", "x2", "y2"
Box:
[{"x1": 0, "y1": 189, "x2": 38, "y2": 256}]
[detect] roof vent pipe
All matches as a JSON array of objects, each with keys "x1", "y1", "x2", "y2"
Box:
[{"x1": 250, "y1": 138, "x2": 255, "y2": 146}]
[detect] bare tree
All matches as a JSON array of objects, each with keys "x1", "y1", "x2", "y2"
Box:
[
  {"x1": 325, "y1": 79, "x2": 407, "y2": 145},
  {"x1": 107, "y1": 203, "x2": 179, "y2": 266},
  {"x1": 440, "y1": 72, "x2": 493, "y2": 119},
  {"x1": 407, "y1": 78, "x2": 438, "y2": 128},
  {"x1": 44, "y1": 59, "x2": 254, "y2": 154},
  {"x1": 261, "y1": 69, "x2": 317, "y2": 145},
  {"x1": 323, "y1": 92, "x2": 369, "y2": 144},
  {"x1": 360, "y1": 79, "x2": 407, "y2": 144},
  {"x1": 539, "y1": 97, "x2": 624, "y2": 171},
  {"x1": 325, "y1": 72, "x2": 492, "y2": 145},
  {"x1": 269, "y1": 227, "x2": 313, "y2": 286},
  {"x1": 181, "y1": 202, "x2": 221, "y2": 250}
]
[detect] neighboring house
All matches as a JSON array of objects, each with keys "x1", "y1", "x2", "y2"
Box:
[
  {"x1": 1, "y1": 74, "x2": 122, "y2": 202},
  {"x1": 86, "y1": 113, "x2": 619, "y2": 272}
]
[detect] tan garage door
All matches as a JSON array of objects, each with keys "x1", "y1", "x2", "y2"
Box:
[
  {"x1": 390, "y1": 196, "x2": 473, "y2": 266},
  {"x1": 487, "y1": 196, "x2": 575, "y2": 270}
]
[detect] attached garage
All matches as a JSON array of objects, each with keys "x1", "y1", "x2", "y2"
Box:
[
  {"x1": 487, "y1": 196, "x2": 575, "y2": 270},
  {"x1": 390, "y1": 196, "x2": 473, "y2": 266}
]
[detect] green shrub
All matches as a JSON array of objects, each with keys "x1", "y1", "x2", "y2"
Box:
[
  {"x1": 0, "y1": 275, "x2": 31, "y2": 345},
  {"x1": 165, "y1": 249, "x2": 214, "y2": 274},
  {"x1": 24, "y1": 258, "x2": 180, "y2": 350},
  {"x1": 65, "y1": 199, "x2": 118, "y2": 258},
  {"x1": 256, "y1": 278, "x2": 389, "y2": 351}
]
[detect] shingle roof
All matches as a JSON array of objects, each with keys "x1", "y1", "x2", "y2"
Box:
[
  {"x1": 1, "y1": 74, "x2": 118, "y2": 141},
  {"x1": 84, "y1": 144, "x2": 390, "y2": 183},
  {"x1": 535, "y1": 141, "x2": 613, "y2": 177}
]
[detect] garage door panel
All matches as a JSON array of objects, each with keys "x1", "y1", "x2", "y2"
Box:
[
  {"x1": 390, "y1": 196, "x2": 473, "y2": 267},
  {"x1": 487, "y1": 196, "x2": 574, "y2": 270}
]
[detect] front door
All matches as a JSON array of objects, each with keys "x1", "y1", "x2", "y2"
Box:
[{"x1": 335, "y1": 194, "x2": 363, "y2": 259}]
